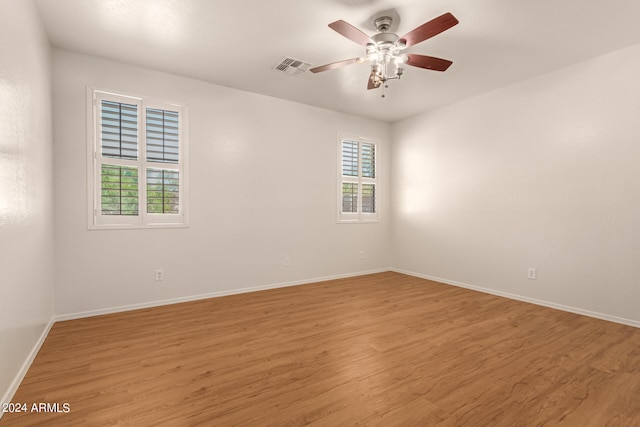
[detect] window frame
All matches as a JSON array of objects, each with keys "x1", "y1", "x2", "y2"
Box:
[
  {"x1": 337, "y1": 132, "x2": 379, "y2": 223},
  {"x1": 86, "y1": 87, "x2": 189, "y2": 230}
]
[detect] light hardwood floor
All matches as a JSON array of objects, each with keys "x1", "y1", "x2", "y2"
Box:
[{"x1": 2, "y1": 272, "x2": 639, "y2": 426}]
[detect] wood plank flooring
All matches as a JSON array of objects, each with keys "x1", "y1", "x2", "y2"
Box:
[{"x1": 2, "y1": 272, "x2": 640, "y2": 426}]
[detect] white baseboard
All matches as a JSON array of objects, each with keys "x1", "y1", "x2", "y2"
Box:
[
  {"x1": 0, "y1": 318, "x2": 55, "y2": 420},
  {"x1": 54, "y1": 268, "x2": 390, "y2": 322},
  {"x1": 391, "y1": 268, "x2": 640, "y2": 329}
]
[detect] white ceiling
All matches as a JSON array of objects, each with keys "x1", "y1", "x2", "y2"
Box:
[{"x1": 34, "y1": 0, "x2": 640, "y2": 122}]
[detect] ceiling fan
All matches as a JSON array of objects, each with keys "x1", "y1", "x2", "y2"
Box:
[{"x1": 310, "y1": 12, "x2": 459, "y2": 94}]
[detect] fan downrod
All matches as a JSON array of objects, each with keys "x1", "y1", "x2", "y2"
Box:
[{"x1": 374, "y1": 16, "x2": 393, "y2": 33}]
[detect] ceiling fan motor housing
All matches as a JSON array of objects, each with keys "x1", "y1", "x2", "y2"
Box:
[{"x1": 371, "y1": 32, "x2": 400, "y2": 45}]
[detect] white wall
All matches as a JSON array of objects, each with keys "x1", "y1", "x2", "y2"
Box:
[
  {"x1": 391, "y1": 43, "x2": 640, "y2": 325},
  {"x1": 0, "y1": 0, "x2": 54, "y2": 406},
  {"x1": 53, "y1": 49, "x2": 391, "y2": 317}
]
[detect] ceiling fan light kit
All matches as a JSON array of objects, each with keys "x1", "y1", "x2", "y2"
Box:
[
  {"x1": 310, "y1": 12, "x2": 459, "y2": 97},
  {"x1": 366, "y1": 18, "x2": 406, "y2": 95}
]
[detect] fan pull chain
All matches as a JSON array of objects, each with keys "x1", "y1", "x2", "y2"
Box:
[{"x1": 381, "y1": 83, "x2": 389, "y2": 98}]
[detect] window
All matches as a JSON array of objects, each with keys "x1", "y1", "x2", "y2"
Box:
[
  {"x1": 337, "y1": 132, "x2": 379, "y2": 222},
  {"x1": 87, "y1": 88, "x2": 188, "y2": 229}
]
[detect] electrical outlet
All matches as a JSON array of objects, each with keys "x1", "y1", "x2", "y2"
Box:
[
  {"x1": 527, "y1": 268, "x2": 537, "y2": 280},
  {"x1": 155, "y1": 269, "x2": 164, "y2": 281},
  {"x1": 359, "y1": 250, "x2": 365, "y2": 259},
  {"x1": 283, "y1": 257, "x2": 291, "y2": 267}
]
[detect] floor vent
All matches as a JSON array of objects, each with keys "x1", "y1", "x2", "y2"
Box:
[{"x1": 273, "y1": 57, "x2": 312, "y2": 76}]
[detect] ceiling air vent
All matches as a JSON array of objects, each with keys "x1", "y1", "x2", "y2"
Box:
[{"x1": 273, "y1": 57, "x2": 312, "y2": 76}]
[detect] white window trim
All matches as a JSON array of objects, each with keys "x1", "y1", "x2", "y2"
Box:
[
  {"x1": 86, "y1": 86, "x2": 190, "y2": 230},
  {"x1": 337, "y1": 131, "x2": 380, "y2": 224}
]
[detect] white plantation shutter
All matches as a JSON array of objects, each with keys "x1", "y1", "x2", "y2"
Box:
[
  {"x1": 93, "y1": 92, "x2": 142, "y2": 226},
  {"x1": 89, "y1": 89, "x2": 188, "y2": 229},
  {"x1": 361, "y1": 143, "x2": 375, "y2": 178},
  {"x1": 361, "y1": 142, "x2": 376, "y2": 215},
  {"x1": 101, "y1": 165, "x2": 139, "y2": 216},
  {"x1": 147, "y1": 168, "x2": 180, "y2": 214},
  {"x1": 101, "y1": 100, "x2": 138, "y2": 160},
  {"x1": 145, "y1": 105, "x2": 181, "y2": 219},
  {"x1": 342, "y1": 140, "x2": 359, "y2": 177},
  {"x1": 338, "y1": 133, "x2": 379, "y2": 223},
  {"x1": 146, "y1": 108, "x2": 179, "y2": 163},
  {"x1": 99, "y1": 99, "x2": 140, "y2": 217},
  {"x1": 361, "y1": 183, "x2": 376, "y2": 214},
  {"x1": 342, "y1": 182, "x2": 358, "y2": 213}
]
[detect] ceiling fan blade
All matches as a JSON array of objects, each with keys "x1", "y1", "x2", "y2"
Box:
[
  {"x1": 400, "y1": 12, "x2": 459, "y2": 47},
  {"x1": 328, "y1": 20, "x2": 374, "y2": 46},
  {"x1": 405, "y1": 54, "x2": 453, "y2": 72},
  {"x1": 310, "y1": 58, "x2": 360, "y2": 73}
]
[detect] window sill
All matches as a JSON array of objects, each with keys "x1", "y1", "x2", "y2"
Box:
[{"x1": 88, "y1": 223, "x2": 189, "y2": 231}]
